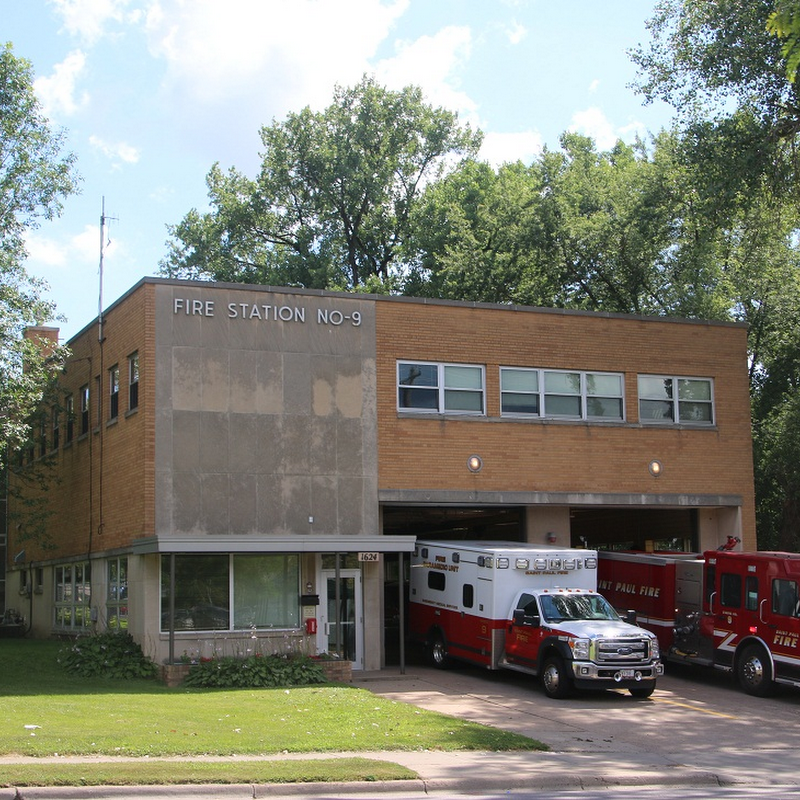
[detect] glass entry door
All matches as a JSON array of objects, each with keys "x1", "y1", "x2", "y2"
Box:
[{"x1": 320, "y1": 569, "x2": 363, "y2": 669}]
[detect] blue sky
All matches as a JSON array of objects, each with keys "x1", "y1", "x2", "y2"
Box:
[{"x1": 5, "y1": 0, "x2": 674, "y2": 341}]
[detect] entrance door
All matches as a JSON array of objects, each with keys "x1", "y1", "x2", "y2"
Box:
[{"x1": 320, "y1": 569, "x2": 363, "y2": 669}]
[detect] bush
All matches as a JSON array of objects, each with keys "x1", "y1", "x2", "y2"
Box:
[
  {"x1": 184, "y1": 653, "x2": 326, "y2": 688},
  {"x1": 59, "y1": 632, "x2": 158, "y2": 680}
]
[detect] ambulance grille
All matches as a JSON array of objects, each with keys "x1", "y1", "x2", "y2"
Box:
[{"x1": 596, "y1": 638, "x2": 651, "y2": 663}]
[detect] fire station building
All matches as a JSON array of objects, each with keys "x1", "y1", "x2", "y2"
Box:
[{"x1": 4, "y1": 278, "x2": 756, "y2": 670}]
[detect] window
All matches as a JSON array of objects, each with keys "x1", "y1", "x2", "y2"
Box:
[
  {"x1": 128, "y1": 352, "x2": 139, "y2": 411},
  {"x1": 500, "y1": 368, "x2": 624, "y2": 421},
  {"x1": 500, "y1": 368, "x2": 539, "y2": 415},
  {"x1": 772, "y1": 579, "x2": 799, "y2": 617},
  {"x1": 638, "y1": 376, "x2": 714, "y2": 425},
  {"x1": 397, "y1": 361, "x2": 485, "y2": 414},
  {"x1": 38, "y1": 416, "x2": 47, "y2": 458},
  {"x1": 745, "y1": 576, "x2": 759, "y2": 612},
  {"x1": 107, "y1": 557, "x2": 128, "y2": 630},
  {"x1": 54, "y1": 563, "x2": 91, "y2": 630},
  {"x1": 462, "y1": 584, "x2": 474, "y2": 608},
  {"x1": 427, "y1": 571, "x2": 446, "y2": 591},
  {"x1": 51, "y1": 406, "x2": 60, "y2": 451},
  {"x1": 65, "y1": 395, "x2": 74, "y2": 444},
  {"x1": 109, "y1": 365, "x2": 119, "y2": 421},
  {"x1": 160, "y1": 554, "x2": 300, "y2": 631},
  {"x1": 80, "y1": 385, "x2": 89, "y2": 435},
  {"x1": 720, "y1": 573, "x2": 742, "y2": 608}
]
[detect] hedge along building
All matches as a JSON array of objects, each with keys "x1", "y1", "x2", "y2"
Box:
[{"x1": 5, "y1": 277, "x2": 755, "y2": 670}]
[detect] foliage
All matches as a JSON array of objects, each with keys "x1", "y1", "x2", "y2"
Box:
[
  {"x1": 768, "y1": 1, "x2": 800, "y2": 83},
  {"x1": 0, "y1": 42, "x2": 77, "y2": 472},
  {"x1": 183, "y1": 653, "x2": 326, "y2": 688},
  {"x1": 161, "y1": 75, "x2": 481, "y2": 290},
  {"x1": 59, "y1": 632, "x2": 158, "y2": 680},
  {"x1": 631, "y1": 0, "x2": 800, "y2": 135}
]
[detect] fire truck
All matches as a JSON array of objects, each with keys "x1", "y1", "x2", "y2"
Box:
[
  {"x1": 409, "y1": 540, "x2": 663, "y2": 699},
  {"x1": 597, "y1": 548, "x2": 800, "y2": 696}
]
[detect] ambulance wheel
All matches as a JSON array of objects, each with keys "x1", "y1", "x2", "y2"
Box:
[
  {"x1": 737, "y1": 644, "x2": 773, "y2": 697},
  {"x1": 629, "y1": 685, "x2": 655, "y2": 699},
  {"x1": 541, "y1": 655, "x2": 572, "y2": 699},
  {"x1": 428, "y1": 632, "x2": 450, "y2": 669}
]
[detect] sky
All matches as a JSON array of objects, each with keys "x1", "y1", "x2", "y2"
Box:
[{"x1": 4, "y1": 0, "x2": 675, "y2": 342}]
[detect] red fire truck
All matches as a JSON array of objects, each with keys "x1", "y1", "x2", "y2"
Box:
[
  {"x1": 409, "y1": 540, "x2": 663, "y2": 699},
  {"x1": 597, "y1": 548, "x2": 800, "y2": 696}
]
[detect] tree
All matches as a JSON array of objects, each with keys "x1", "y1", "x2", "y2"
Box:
[
  {"x1": 161, "y1": 75, "x2": 482, "y2": 290},
  {"x1": 631, "y1": 0, "x2": 800, "y2": 135},
  {"x1": 0, "y1": 42, "x2": 78, "y2": 471}
]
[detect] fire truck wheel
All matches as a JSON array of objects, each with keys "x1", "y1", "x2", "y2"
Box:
[
  {"x1": 428, "y1": 632, "x2": 450, "y2": 669},
  {"x1": 629, "y1": 685, "x2": 655, "y2": 699},
  {"x1": 737, "y1": 644, "x2": 773, "y2": 697},
  {"x1": 541, "y1": 655, "x2": 572, "y2": 699}
]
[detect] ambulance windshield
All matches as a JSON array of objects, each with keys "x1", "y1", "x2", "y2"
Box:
[{"x1": 539, "y1": 593, "x2": 620, "y2": 623}]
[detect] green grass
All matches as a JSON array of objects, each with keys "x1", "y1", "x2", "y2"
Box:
[
  {"x1": 2, "y1": 758, "x2": 417, "y2": 787},
  {"x1": 0, "y1": 639, "x2": 546, "y2": 788}
]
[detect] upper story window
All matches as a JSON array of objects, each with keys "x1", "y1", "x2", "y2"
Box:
[
  {"x1": 109, "y1": 365, "x2": 119, "y2": 421},
  {"x1": 128, "y1": 352, "x2": 139, "y2": 411},
  {"x1": 65, "y1": 394, "x2": 74, "y2": 444},
  {"x1": 397, "y1": 361, "x2": 485, "y2": 414},
  {"x1": 51, "y1": 406, "x2": 59, "y2": 451},
  {"x1": 79, "y1": 384, "x2": 90, "y2": 436},
  {"x1": 500, "y1": 368, "x2": 624, "y2": 421},
  {"x1": 638, "y1": 376, "x2": 714, "y2": 425}
]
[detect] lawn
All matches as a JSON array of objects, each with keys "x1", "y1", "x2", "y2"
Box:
[{"x1": 0, "y1": 639, "x2": 546, "y2": 788}]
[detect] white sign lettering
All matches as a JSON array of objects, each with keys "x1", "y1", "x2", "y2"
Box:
[{"x1": 171, "y1": 297, "x2": 362, "y2": 327}]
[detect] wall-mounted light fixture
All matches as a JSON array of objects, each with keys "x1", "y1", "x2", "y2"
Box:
[
  {"x1": 649, "y1": 460, "x2": 662, "y2": 477},
  {"x1": 546, "y1": 532, "x2": 557, "y2": 544},
  {"x1": 467, "y1": 455, "x2": 483, "y2": 473}
]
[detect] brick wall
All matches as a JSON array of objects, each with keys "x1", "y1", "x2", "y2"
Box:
[
  {"x1": 375, "y1": 300, "x2": 755, "y2": 542},
  {"x1": 10, "y1": 282, "x2": 155, "y2": 562}
]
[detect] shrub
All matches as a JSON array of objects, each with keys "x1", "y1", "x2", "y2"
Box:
[
  {"x1": 59, "y1": 632, "x2": 158, "y2": 680},
  {"x1": 184, "y1": 653, "x2": 326, "y2": 688}
]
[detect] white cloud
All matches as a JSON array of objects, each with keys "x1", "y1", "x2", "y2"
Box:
[
  {"x1": 569, "y1": 106, "x2": 618, "y2": 150},
  {"x1": 376, "y1": 26, "x2": 478, "y2": 125},
  {"x1": 505, "y1": 21, "x2": 527, "y2": 45},
  {"x1": 89, "y1": 135, "x2": 141, "y2": 166},
  {"x1": 26, "y1": 235, "x2": 67, "y2": 267},
  {"x1": 34, "y1": 50, "x2": 89, "y2": 117},
  {"x1": 588, "y1": 79, "x2": 600, "y2": 93},
  {"x1": 144, "y1": 0, "x2": 409, "y2": 115},
  {"x1": 49, "y1": 0, "x2": 135, "y2": 45},
  {"x1": 479, "y1": 130, "x2": 543, "y2": 167}
]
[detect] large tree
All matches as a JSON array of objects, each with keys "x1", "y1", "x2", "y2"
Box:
[
  {"x1": 161, "y1": 76, "x2": 481, "y2": 290},
  {"x1": 0, "y1": 43, "x2": 78, "y2": 471}
]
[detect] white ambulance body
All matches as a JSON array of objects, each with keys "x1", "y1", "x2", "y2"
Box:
[{"x1": 409, "y1": 540, "x2": 662, "y2": 699}]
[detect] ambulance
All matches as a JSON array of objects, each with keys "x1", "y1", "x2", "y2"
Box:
[{"x1": 409, "y1": 540, "x2": 663, "y2": 699}]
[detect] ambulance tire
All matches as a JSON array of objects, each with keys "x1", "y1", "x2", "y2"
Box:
[
  {"x1": 428, "y1": 631, "x2": 451, "y2": 669},
  {"x1": 541, "y1": 655, "x2": 573, "y2": 699},
  {"x1": 737, "y1": 644, "x2": 773, "y2": 697}
]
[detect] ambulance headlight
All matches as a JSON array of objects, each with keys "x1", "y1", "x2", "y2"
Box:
[{"x1": 570, "y1": 638, "x2": 590, "y2": 660}]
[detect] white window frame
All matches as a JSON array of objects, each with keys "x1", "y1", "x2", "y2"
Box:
[
  {"x1": 500, "y1": 367, "x2": 625, "y2": 422},
  {"x1": 54, "y1": 562, "x2": 92, "y2": 631},
  {"x1": 107, "y1": 557, "x2": 128, "y2": 630},
  {"x1": 638, "y1": 375, "x2": 714, "y2": 426},
  {"x1": 397, "y1": 361, "x2": 486, "y2": 415}
]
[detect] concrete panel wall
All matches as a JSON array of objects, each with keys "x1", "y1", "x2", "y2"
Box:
[{"x1": 154, "y1": 285, "x2": 378, "y2": 539}]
